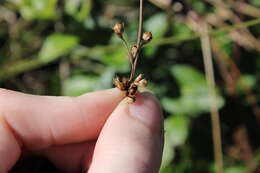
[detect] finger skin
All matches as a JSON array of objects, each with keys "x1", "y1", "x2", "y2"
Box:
[
  {"x1": 0, "y1": 117, "x2": 21, "y2": 173},
  {"x1": 88, "y1": 92, "x2": 164, "y2": 173},
  {"x1": 0, "y1": 88, "x2": 124, "y2": 173}
]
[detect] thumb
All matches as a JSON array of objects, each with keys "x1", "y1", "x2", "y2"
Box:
[{"x1": 88, "y1": 92, "x2": 164, "y2": 173}]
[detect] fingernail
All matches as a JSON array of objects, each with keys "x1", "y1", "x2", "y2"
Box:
[{"x1": 128, "y1": 92, "x2": 163, "y2": 130}]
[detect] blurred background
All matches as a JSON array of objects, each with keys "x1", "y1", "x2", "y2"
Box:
[{"x1": 0, "y1": 0, "x2": 260, "y2": 173}]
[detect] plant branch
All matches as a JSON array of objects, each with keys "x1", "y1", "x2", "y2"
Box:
[
  {"x1": 151, "y1": 18, "x2": 260, "y2": 46},
  {"x1": 137, "y1": 0, "x2": 144, "y2": 47},
  {"x1": 129, "y1": 0, "x2": 144, "y2": 81},
  {"x1": 121, "y1": 36, "x2": 134, "y2": 66},
  {"x1": 200, "y1": 23, "x2": 223, "y2": 173}
]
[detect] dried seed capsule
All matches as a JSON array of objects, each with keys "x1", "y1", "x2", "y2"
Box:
[
  {"x1": 127, "y1": 96, "x2": 136, "y2": 103},
  {"x1": 135, "y1": 74, "x2": 143, "y2": 83},
  {"x1": 113, "y1": 77, "x2": 125, "y2": 91},
  {"x1": 131, "y1": 45, "x2": 138, "y2": 58},
  {"x1": 113, "y1": 23, "x2": 124, "y2": 37},
  {"x1": 139, "y1": 79, "x2": 148, "y2": 87},
  {"x1": 128, "y1": 84, "x2": 138, "y2": 96},
  {"x1": 142, "y1": 32, "x2": 152, "y2": 43}
]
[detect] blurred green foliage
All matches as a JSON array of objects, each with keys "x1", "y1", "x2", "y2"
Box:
[{"x1": 0, "y1": 0, "x2": 260, "y2": 172}]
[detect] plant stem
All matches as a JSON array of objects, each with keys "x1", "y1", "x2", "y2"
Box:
[
  {"x1": 137, "y1": 0, "x2": 144, "y2": 46},
  {"x1": 121, "y1": 36, "x2": 133, "y2": 66},
  {"x1": 200, "y1": 23, "x2": 223, "y2": 173},
  {"x1": 130, "y1": 0, "x2": 144, "y2": 81},
  {"x1": 151, "y1": 18, "x2": 260, "y2": 46}
]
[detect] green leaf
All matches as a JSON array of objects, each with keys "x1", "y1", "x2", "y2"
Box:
[
  {"x1": 17, "y1": 0, "x2": 58, "y2": 20},
  {"x1": 172, "y1": 22, "x2": 194, "y2": 39},
  {"x1": 161, "y1": 115, "x2": 189, "y2": 170},
  {"x1": 39, "y1": 34, "x2": 79, "y2": 63},
  {"x1": 165, "y1": 115, "x2": 189, "y2": 147},
  {"x1": 162, "y1": 65, "x2": 224, "y2": 116},
  {"x1": 63, "y1": 75, "x2": 98, "y2": 96},
  {"x1": 225, "y1": 166, "x2": 246, "y2": 173},
  {"x1": 192, "y1": 0, "x2": 206, "y2": 14},
  {"x1": 250, "y1": 0, "x2": 260, "y2": 7},
  {"x1": 172, "y1": 65, "x2": 205, "y2": 86},
  {"x1": 144, "y1": 13, "x2": 167, "y2": 56},
  {"x1": 95, "y1": 68, "x2": 115, "y2": 90},
  {"x1": 65, "y1": 0, "x2": 92, "y2": 22},
  {"x1": 236, "y1": 75, "x2": 256, "y2": 93},
  {"x1": 63, "y1": 67, "x2": 115, "y2": 96},
  {"x1": 101, "y1": 46, "x2": 129, "y2": 72},
  {"x1": 160, "y1": 164, "x2": 174, "y2": 173},
  {"x1": 215, "y1": 33, "x2": 233, "y2": 56}
]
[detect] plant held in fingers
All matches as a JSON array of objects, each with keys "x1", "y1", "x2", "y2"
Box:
[{"x1": 112, "y1": 0, "x2": 152, "y2": 103}]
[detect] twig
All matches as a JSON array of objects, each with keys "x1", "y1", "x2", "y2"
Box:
[
  {"x1": 129, "y1": 0, "x2": 144, "y2": 82},
  {"x1": 151, "y1": 18, "x2": 260, "y2": 46},
  {"x1": 137, "y1": 0, "x2": 144, "y2": 46},
  {"x1": 200, "y1": 23, "x2": 223, "y2": 173}
]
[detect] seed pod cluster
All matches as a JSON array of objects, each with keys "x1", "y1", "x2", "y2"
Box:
[
  {"x1": 113, "y1": 74, "x2": 148, "y2": 103},
  {"x1": 112, "y1": 19, "x2": 152, "y2": 103},
  {"x1": 142, "y1": 32, "x2": 152, "y2": 43},
  {"x1": 113, "y1": 23, "x2": 124, "y2": 38}
]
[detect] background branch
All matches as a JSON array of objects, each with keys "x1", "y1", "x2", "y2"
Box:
[{"x1": 200, "y1": 23, "x2": 223, "y2": 173}]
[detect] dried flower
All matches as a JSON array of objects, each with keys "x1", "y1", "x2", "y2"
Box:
[
  {"x1": 113, "y1": 23, "x2": 124, "y2": 37},
  {"x1": 131, "y1": 45, "x2": 138, "y2": 58},
  {"x1": 139, "y1": 79, "x2": 148, "y2": 87},
  {"x1": 134, "y1": 74, "x2": 143, "y2": 83},
  {"x1": 142, "y1": 32, "x2": 152, "y2": 43},
  {"x1": 112, "y1": 1, "x2": 152, "y2": 103},
  {"x1": 127, "y1": 96, "x2": 135, "y2": 104}
]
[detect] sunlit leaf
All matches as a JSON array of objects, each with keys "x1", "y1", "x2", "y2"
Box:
[
  {"x1": 39, "y1": 34, "x2": 79, "y2": 63},
  {"x1": 165, "y1": 115, "x2": 189, "y2": 147},
  {"x1": 161, "y1": 115, "x2": 189, "y2": 170},
  {"x1": 162, "y1": 65, "x2": 224, "y2": 116},
  {"x1": 144, "y1": 13, "x2": 167, "y2": 56},
  {"x1": 101, "y1": 46, "x2": 129, "y2": 72},
  {"x1": 250, "y1": 0, "x2": 260, "y2": 7},
  {"x1": 225, "y1": 166, "x2": 246, "y2": 173},
  {"x1": 236, "y1": 75, "x2": 256, "y2": 93},
  {"x1": 172, "y1": 22, "x2": 194, "y2": 39},
  {"x1": 65, "y1": 0, "x2": 92, "y2": 22},
  {"x1": 96, "y1": 68, "x2": 115, "y2": 90},
  {"x1": 215, "y1": 33, "x2": 233, "y2": 56},
  {"x1": 192, "y1": 0, "x2": 206, "y2": 13},
  {"x1": 63, "y1": 75, "x2": 98, "y2": 96},
  {"x1": 17, "y1": 0, "x2": 58, "y2": 20}
]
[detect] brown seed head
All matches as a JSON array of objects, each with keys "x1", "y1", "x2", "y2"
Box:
[
  {"x1": 113, "y1": 77, "x2": 125, "y2": 91},
  {"x1": 139, "y1": 79, "x2": 148, "y2": 87},
  {"x1": 131, "y1": 45, "x2": 138, "y2": 58},
  {"x1": 113, "y1": 23, "x2": 124, "y2": 37},
  {"x1": 127, "y1": 96, "x2": 135, "y2": 104},
  {"x1": 142, "y1": 32, "x2": 152, "y2": 43},
  {"x1": 128, "y1": 84, "x2": 138, "y2": 96},
  {"x1": 135, "y1": 74, "x2": 143, "y2": 83}
]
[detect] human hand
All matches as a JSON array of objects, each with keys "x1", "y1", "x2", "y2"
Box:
[{"x1": 0, "y1": 88, "x2": 164, "y2": 173}]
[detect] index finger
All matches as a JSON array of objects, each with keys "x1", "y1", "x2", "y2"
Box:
[{"x1": 0, "y1": 88, "x2": 124, "y2": 150}]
